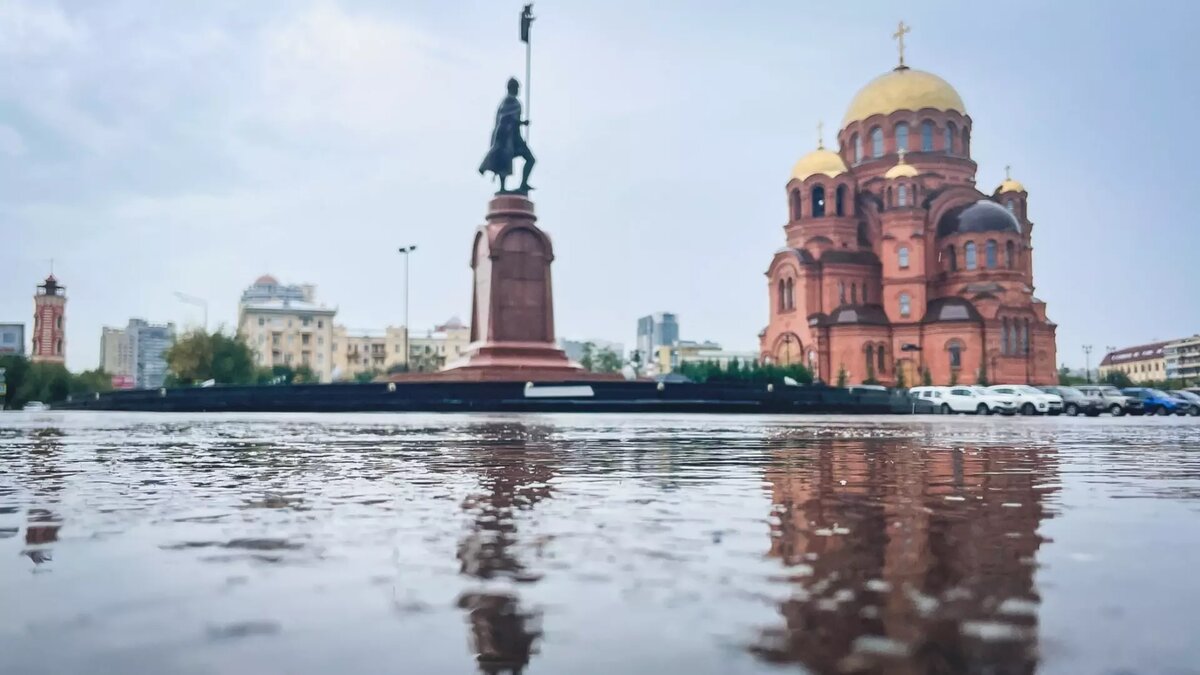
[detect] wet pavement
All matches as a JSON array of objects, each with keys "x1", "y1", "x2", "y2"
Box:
[{"x1": 1, "y1": 412, "x2": 1198, "y2": 674}]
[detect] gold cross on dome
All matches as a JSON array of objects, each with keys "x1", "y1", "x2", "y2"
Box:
[
  {"x1": 1005, "y1": 164, "x2": 1012, "y2": 180},
  {"x1": 817, "y1": 121, "x2": 824, "y2": 149},
  {"x1": 893, "y1": 21, "x2": 911, "y2": 68}
]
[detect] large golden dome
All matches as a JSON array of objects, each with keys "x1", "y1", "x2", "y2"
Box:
[
  {"x1": 790, "y1": 147, "x2": 848, "y2": 182},
  {"x1": 842, "y1": 67, "x2": 965, "y2": 127}
]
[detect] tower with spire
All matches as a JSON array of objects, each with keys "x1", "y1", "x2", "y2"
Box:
[{"x1": 32, "y1": 274, "x2": 67, "y2": 365}]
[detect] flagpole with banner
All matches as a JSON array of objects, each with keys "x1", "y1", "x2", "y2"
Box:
[{"x1": 521, "y1": 3, "x2": 534, "y2": 142}]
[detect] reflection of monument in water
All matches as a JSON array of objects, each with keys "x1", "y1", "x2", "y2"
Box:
[
  {"x1": 455, "y1": 424, "x2": 558, "y2": 674},
  {"x1": 754, "y1": 437, "x2": 1059, "y2": 673}
]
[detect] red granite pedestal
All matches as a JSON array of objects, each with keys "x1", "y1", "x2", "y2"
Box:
[{"x1": 429, "y1": 195, "x2": 614, "y2": 382}]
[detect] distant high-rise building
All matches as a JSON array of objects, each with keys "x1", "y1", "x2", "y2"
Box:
[
  {"x1": 32, "y1": 275, "x2": 66, "y2": 365},
  {"x1": 101, "y1": 319, "x2": 176, "y2": 389},
  {"x1": 0, "y1": 324, "x2": 25, "y2": 356},
  {"x1": 636, "y1": 312, "x2": 679, "y2": 360}
]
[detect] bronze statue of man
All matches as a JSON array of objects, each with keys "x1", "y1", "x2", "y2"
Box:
[{"x1": 479, "y1": 78, "x2": 535, "y2": 194}]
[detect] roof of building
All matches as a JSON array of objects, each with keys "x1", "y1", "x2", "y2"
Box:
[
  {"x1": 790, "y1": 146, "x2": 849, "y2": 182},
  {"x1": 241, "y1": 299, "x2": 335, "y2": 314},
  {"x1": 998, "y1": 178, "x2": 1026, "y2": 194},
  {"x1": 937, "y1": 199, "x2": 1021, "y2": 238},
  {"x1": 1101, "y1": 341, "x2": 1170, "y2": 366},
  {"x1": 922, "y1": 297, "x2": 982, "y2": 323},
  {"x1": 811, "y1": 305, "x2": 891, "y2": 327},
  {"x1": 842, "y1": 66, "x2": 966, "y2": 128},
  {"x1": 254, "y1": 274, "x2": 279, "y2": 286}
]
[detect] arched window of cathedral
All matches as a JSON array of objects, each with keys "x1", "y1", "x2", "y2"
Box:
[
  {"x1": 1023, "y1": 319, "x2": 1031, "y2": 354},
  {"x1": 986, "y1": 240, "x2": 998, "y2": 269},
  {"x1": 777, "y1": 279, "x2": 785, "y2": 313},
  {"x1": 895, "y1": 122, "x2": 910, "y2": 152},
  {"x1": 948, "y1": 340, "x2": 963, "y2": 370},
  {"x1": 862, "y1": 285, "x2": 868, "y2": 303},
  {"x1": 1001, "y1": 318, "x2": 1010, "y2": 355},
  {"x1": 946, "y1": 245, "x2": 958, "y2": 272},
  {"x1": 786, "y1": 278, "x2": 794, "y2": 310},
  {"x1": 865, "y1": 344, "x2": 874, "y2": 374},
  {"x1": 1005, "y1": 200, "x2": 1014, "y2": 213},
  {"x1": 961, "y1": 127, "x2": 970, "y2": 155},
  {"x1": 898, "y1": 184, "x2": 908, "y2": 206},
  {"x1": 851, "y1": 283, "x2": 858, "y2": 305},
  {"x1": 887, "y1": 186, "x2": 893, "y2": 207},
  {"x1": 965, "y1": 241, "x2": 978, "y2": 270},
  {"x1": 877, "y1": 343, "x2": 886, "y2": 373},
  {"x1": 811, "y1": 185, "x2": 826, "y2": 217},
  {"x1": 899, "y1": 292, "x2": 912, "y2": 318},
  {"x1": 835, "y1": 185, "x2": 847, "y2": 216},
  {"x1": 871, "y1": 127, "x2": 884, "y2": 158},
  {"x1": 1010, "y1": 321, "x2": 1019, "y2": 356},
  {"x1": 853, "y1": 133, "x2": 862, "y2": 164},
  {"x1": 898, "y1": 246, "x2": 910, "y2": 269},
  {"x1": 1005, "y1": 240, "x2": 1015, "y2": 269},
  {"x1": 838, "y1": 281, "x2": 846, "y2": 305},
  {"x1": 790, "y1": 190, "x2": 802, "y2": 220},
  {"x1": 945, "y1": 122, "x2": 956, "y2": 155},
  {"x1": 921, "y1": 121, "x2": 934, "y2": 151}
]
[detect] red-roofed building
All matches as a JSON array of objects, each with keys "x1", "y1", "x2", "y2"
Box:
[{"x1": 1099, "y1": 342, "x2": 1171, "y2": 384}]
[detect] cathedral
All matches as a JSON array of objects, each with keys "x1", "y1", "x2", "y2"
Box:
[{"x1": 759, "y1": 26, "x2": 1057, "y2": 386}]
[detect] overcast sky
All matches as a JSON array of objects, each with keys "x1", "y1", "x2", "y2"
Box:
[{"x1": 3, "y1": 0, "x2": 1198, "y2": 371}]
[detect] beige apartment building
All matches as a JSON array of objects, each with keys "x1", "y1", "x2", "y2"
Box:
[
  {"x1": 1099, "y1": 341, "x2": 1169, "y2": 384},
  {"x1": 1166, "y1": 335, "x2": 1200, "y2": 384},
  {"x1": 412, "y1": 318, "x2": 471, "y2": 372},
  {"x1": 331, "y1": 326, "x2": 407, "y2": 380},
  {"x1": 237, "y1": 275, "x2": 336, "y2": 381}
]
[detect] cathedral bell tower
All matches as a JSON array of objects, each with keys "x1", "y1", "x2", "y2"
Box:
[{"x1": 32, "y1": 274, "x2": 67, "y2": 365}]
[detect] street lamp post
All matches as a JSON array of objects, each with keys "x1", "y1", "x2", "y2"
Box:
[
  {"x1": 174, "y1": 292, "x2": 209, "y2": 332},
  {"x1": 1104, "y1": 345, "x2": 1116, "y2": 386},
  {"x1": 398, "y1": 246, "x2": 417, "y2": 371},
  {"x1": 1083, "y1": 344, "x2": 1094, "y2": 384}
]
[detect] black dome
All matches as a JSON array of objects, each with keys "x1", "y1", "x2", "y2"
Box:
[{"x1": 937, "y1": 199, "x2": 1021, "y2": 238}]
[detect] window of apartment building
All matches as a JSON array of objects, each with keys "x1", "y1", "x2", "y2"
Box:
[
  {"x1": 272, "y1": 334, "x2": 281, "y2": 346},
  {"x1": 258, "y1": 317, "x2": 265, "y2": 326},
  {"x1": 302, "y1": 334, "x2": 311, "y2": 346},
  {"x1": 302, "y1": 317, "x2": 311, "y2": 327},
  {"x1": 317, "y1": 337, "x2": 324, "y2": 345},
  {"x1": 288, "y1": 319, "x2": 293, "y2": 328}
]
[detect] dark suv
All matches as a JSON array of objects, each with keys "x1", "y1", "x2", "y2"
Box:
[
  {"x1": 1039, "y1": 386, "x2": 1104, "y2": 416},
  {"x1": 1077, "y1": 385, "x2": 1144, "y2": 416}
]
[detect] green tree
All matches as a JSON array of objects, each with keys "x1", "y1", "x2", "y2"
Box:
[
  {"x1": 921, "y1": 366, "x2": 933, "y2": 387},
  {"x1": 353, "y1": 370, "x2": 380, "y2": 383},
  {"x1": 70, "y1": 368, "x2": 113, "y2": 395},
  {"x1": 674, "y1": 359, "x2": 812, "y2": 385},
  {"x1": 166, "y1": 329, "x2": 256, "y2": 385},
  {"x1": 949, "y1": 370, "x2": 959, "y2": 386},
  {"x1": 594, "y1": 347, "x2": 622, "y2": 374},
  {"x1": 894, "y1": 362, "x2": 907, "y2": 390},
  {"x1": 1104, "y1": 370, "x2": 1133, "y2": 388},
  {"x1": 864, "y1": 359, "x2": 878, "y2": 385},
  {"x1": 836, "y1": 365, "x2": 848, "y2": 388},
  {"x1": 579, "y1": 342, "x2": 595, "y2": 371},
  {"x1": 976, "y1": 359, "x2": 989, "y2": 387}
]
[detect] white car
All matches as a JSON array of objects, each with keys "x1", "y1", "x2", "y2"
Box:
[
  {"x1": 988, "y1": 385, "x2": 1063, "y2": 416},
  {"x1": 921, "y1": 385, "x2": 1016, "y2": 415}
]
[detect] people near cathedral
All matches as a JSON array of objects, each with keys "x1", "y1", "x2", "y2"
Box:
[{"x1": 759, "y1": 24, "x2": 1056, "y2": 386}]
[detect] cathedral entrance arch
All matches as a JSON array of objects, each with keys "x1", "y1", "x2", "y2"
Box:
[{"x1": 772, "y1": 333, "x2": 804, "y2": 366}]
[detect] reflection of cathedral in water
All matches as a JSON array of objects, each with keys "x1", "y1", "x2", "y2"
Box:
[
  {"x1": 455, "y1": 425, "x2": 557, "y2": 675},
  {"x1": 754, "y1": 437, "x2": 1058, "y2": 673}
]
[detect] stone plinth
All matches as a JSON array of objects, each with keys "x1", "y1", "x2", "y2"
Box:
[{"x1": 439, "y1": 195, "x2": 590, "y2": 381}]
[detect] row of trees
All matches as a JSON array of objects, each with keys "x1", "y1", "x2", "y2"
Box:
[
  {"x1": 676, "y1": 358, "x2": 813, "y2": 384},
  {"x1": 0, "y1": 355, "x2": 112, "y2": 409},
  {"x1": 164, "y1": 329, "x2": 321, "y2": 386}
]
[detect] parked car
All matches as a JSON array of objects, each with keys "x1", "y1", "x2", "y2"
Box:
[
  {"x1": 1121, "y1": 388, "x2": 1186, "y2": 416},
  {"x1": 1077, "y1": 385, "x2": 1143, "y2": 416},
  {"x1": 927, "y1": 386, "x2": 1015, "y2": 415},
  {"x1": 1168, "y1": 390, "x2": 1200, "y2": 416},
  {"x1": 967, "y1": 386, "x2": 1018, "y2": 415},
  {"x1": 22, "y1": 401, "x2": 49, "y2": 412},
  {"x1": 1039, "y1": 385, "x2": 1104, "y2": 416},
  {"x1": 988, "y1": 385, "x2": 1063, "y2": 415}
]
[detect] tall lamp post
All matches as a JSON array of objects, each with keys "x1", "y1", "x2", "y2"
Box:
[
  {"x1": 398, "y1": 245, "x2": 417, "y2": 371},
  {"x1": 1083, "y1": 344, "x2": 1094, "y2": 384},
  {"x1": 174, "y1": 291, "x2": 209, "y2": 332},
  {"x1": 1104, "y1": 345, "x2": 1116, "y2": 385}
]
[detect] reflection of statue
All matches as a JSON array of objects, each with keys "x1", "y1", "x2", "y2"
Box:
[
  {"x1": 479, "y1": 78, "x2": 536, "y2": 195},
  {"x1": 458, "y1": 592, "x2": 542, "y2": 675}
]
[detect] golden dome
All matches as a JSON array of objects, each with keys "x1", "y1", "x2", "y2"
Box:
[
  {"x1": 790, "y1": 147, "x2": 848, "y2": 182},
  {"x1": 842, "y1": 67, "x2": 965, "y2": 127},
  {"x1": 884, "y1": 150, "x2": 919, "y2": 179},
  {"x1": 998, "y1": 178, "x2": 1026, "y2": 193}
]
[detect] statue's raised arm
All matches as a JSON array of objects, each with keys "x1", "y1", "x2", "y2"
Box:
[{"x1": 478, "y1": 78, "x2": 535, "y2": 195}]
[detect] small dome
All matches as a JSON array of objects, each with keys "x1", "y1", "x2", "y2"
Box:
[
  {"x1": 998, "y1": 178, "x2": 1026, "y2": 194},
  {"x1": 790, "y1": 147, "x2": 848, "y2": 182},
  {"x1": 937, "y1": 199, "x2": 1021, "y2": 237},
  {"x1": 255, "y1": 274, "x2": 279, "y2": 286},
  {"x1": 842, "y1": 67, "x2": 966, "y2": 128},
  {"x1": 883, "y1": 151, "x2": 919, "y2": 179}
]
